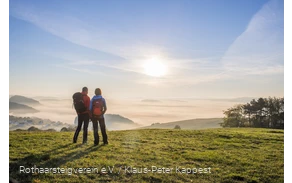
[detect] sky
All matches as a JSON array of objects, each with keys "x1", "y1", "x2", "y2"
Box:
[{"x1": 9, "y1": 0, "x2": 284, "y2": 100}]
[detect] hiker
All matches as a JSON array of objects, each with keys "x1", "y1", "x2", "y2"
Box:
[
  {"x1": 73, "y1": 87, "x2": 90, "y2": 144},
  {"x1": 90, "y1": 88, "x2": 108, "y2": 145}
]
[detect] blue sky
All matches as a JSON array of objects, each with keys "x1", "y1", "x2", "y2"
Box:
[{"x1": 9, "y1": 0, "x2": 284, "y2": 99}]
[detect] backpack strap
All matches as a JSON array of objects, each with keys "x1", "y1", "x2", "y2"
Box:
[
  {"x1": 91, "y1": 98, "x2": 99, "y2": 111},
  {"x1": 81, "y1": 93, "x2": 87, "y2": 103}
]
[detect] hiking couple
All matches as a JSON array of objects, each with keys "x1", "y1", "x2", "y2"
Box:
[{"x1": 73, "y1": 87, "x2": 108, "y2": 146}]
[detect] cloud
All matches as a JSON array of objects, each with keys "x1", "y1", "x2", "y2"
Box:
[
  {"x1": 54, "y1": 59, "x2": 146, "y2": 77},
  {"x1": 54, "y1": 64, "x2": 96, "y2": 75},
  {"x1": 221, "y1": 0, "x2": 284, "y2": 76},
  {"x1": 135, "y1": 64, "x2": 229, "y2": 87},
  {"x1": 68, "y1": 60, "x2": 98, "y2": 66},
  {"x1": 9, "y1": 2, "x2": 161, "y2": 60},
  {"x1": 249, "y1": 65, "x2": 283, "y2": 75}
]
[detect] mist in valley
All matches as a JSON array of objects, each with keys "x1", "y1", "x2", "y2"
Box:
[{"x1": 9, "y1": 95, "x2": 248, "y2": 129}]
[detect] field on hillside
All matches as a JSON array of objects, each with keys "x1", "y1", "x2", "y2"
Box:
[
  {"x1": 9, "y1": 128, "x2": 283, "y2": 183},
  {"x1": 140, "y1": 118, "x2": 223, "y2": 130}
]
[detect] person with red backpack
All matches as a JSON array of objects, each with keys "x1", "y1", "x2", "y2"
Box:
[
  {"x1": 72, "y1": 87, "x2": 91, "y2": 144},
  {"x1": 90, "y1": 88, "x2": 108, "y2": 145}
]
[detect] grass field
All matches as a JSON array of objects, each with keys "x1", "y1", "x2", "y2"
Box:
[{"x1": 9, "y1": 128, "x2": 283, "y2": 183}]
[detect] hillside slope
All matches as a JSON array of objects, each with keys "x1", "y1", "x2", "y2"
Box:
[
  {"x1": 9, "y1": 95, "x2": 41, "y2": 106},
  {"x1": 9, "y1": 128, "x2": 283, "y2": 182},
  {"x1": 9, "y1": 102, "x2": 39, "y2": 114},
  {"x1": 140, "y1": 118, "x2": 223, "y2": 130}
]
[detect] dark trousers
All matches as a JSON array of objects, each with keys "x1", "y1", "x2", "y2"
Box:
[
  {"x1": 73, "y1": 113, "x2": 89, "y2": 143},
  {"x1": 92, "y1": 117, "x2": 108, "y2": 145}
]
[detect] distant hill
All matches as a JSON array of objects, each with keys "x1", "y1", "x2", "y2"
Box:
[
  {"x1": 9, "y1": 115, "x2": 75, "y2": 131},
  {"x1": 9, "y1": 102, "x2": 39, "y2": 114},
  {"x1": 73, "y1": 114, "x2": 141, "y2": 130},
  {"x1": 105, "y1": 114, "x2": 136, "y2": 124},
  {"x1": 139, "y1": 118, "x2": 223, "y2": 130},
  {"x1": 9, "y1": 114, "x2": 139, "y2": 131},
  {"x1": 205, "y1": 97, "x2": 256, "y2": 103},
  {"x1": 105, "y1": 114, "x2": 141, "y2": 130},
  {"x1": 9, "y1": 95, "x2": 41, "y2": 106}
]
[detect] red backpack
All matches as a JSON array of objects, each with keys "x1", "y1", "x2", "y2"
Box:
[{"x1": 92, "y1": 98, "x2": 104, "y2": 116}]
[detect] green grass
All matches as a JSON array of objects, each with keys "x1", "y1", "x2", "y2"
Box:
[{"x1": 9, "y1": 128, "x2": 283, "y2": 183}]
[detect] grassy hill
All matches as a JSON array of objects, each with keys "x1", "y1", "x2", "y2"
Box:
[
  {"x1": 9, "y1": 128, "x2": 283, "y2": 183},
  {"x1": 140, "y1": 118, "x2": 223, "y2": 130}
]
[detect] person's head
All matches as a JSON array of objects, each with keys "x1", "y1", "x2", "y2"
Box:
[
  {"x1": 82, "y1": 87, "x2": 88, "y2": 95},
  {"x1": 95, "y1": 88, "x2": 102, "y2": 96}
]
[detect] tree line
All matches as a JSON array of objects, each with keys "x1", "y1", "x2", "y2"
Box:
[{"x1": 221, "y1": 97, "x2": 284, "y2": 129}]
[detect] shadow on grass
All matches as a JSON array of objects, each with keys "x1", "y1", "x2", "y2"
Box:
[{"x1": 9, "y1": 143, "x2": 105, "y2": 182}]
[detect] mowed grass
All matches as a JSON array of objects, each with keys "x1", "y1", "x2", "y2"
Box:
[{"x1": 9, "y1": 128, "x2": 283, "y2": 183}]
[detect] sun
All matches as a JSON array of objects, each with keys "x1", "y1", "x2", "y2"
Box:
[{"x1": 143, "y1": 58, "x2": 167, "y2": 77}]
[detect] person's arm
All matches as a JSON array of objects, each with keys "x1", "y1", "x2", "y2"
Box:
[
  {"x1": 86, "y1": 96, "x2": 91, "y2": 111},
  {"x1": 89, "y1": 98, "x2": 92, "y2": 110},
  {"x1": 88, "y1": 97, "x2": 93, "y2": 118},
  {"x1": 102, "y1": 98, "x2": 107, "y2": 115}
]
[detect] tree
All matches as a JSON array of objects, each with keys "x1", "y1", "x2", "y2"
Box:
[
  {"x1": 243, "y1": 103, "x2": 253, "y2": 127},
  {"x1": 222, "y1": 97, "x2": 284, "y2": 129},
  {"x1": 174, "y1": 125, "x2": 181, "y2": 129},
  {"x1": 60, "y1": 126, "x2": 76, "y2": 132},
  {"x1": 221, "y1": 105, "x2": 246, "y2": 127},
  {"x1": 27, "y1": 126, "x2": 41, "y2": 131}
]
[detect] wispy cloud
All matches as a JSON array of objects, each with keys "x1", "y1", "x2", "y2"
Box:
[
  {"x1": 221, "y1": 0, "x2": 283, "y2": 77},
  {"x1": 247, "y1": 65, "x2": 283, "y2": 75},
  {"x1": 54, "y1": 59, "x2": 153, "y2": 82},
  {"x1": 10, "y1": 2, "x2": 160, "y2": 60},
  {"x1": 68, "y1": 60, "x2": 99, "y2": 66},
  {"x1": 151, "y1": 72, "x2": 230, "y2": 87},
  {"x1": 54, "y1": 64, "x2": 96, "y2": 75}
]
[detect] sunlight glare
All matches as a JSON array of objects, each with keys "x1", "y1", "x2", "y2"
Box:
[{"x1": 143, "y1": 58, "x2": 167, "y2": 77}]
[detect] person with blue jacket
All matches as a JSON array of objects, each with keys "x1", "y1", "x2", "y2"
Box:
[{"x1": 90, "y1": 88, "x2": 108, "y2": 145}]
